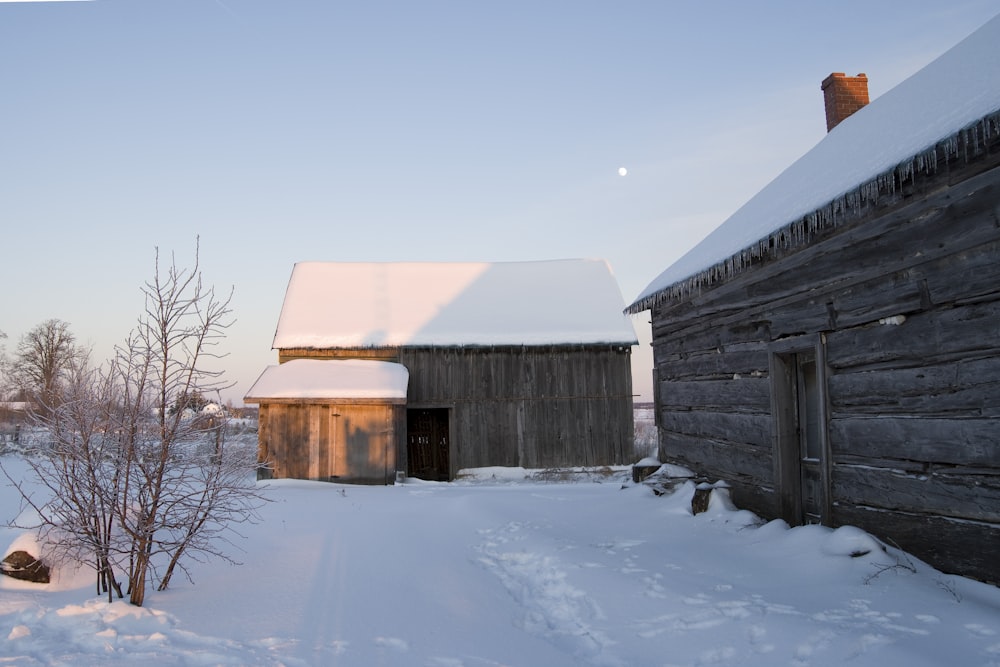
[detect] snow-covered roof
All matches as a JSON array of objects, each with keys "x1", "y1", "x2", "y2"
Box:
[
  {"x1": 244, "y1": 359, "x2": 409, "y2": 401},
  {"x1": 273, "y1": 259, "x2": 638, "y2": 349},
  {"x1": 629, "y1": 13, "x2": 1000, "y2": 313}
]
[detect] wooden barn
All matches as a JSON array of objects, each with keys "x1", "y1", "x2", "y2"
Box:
[
  {"x1": 246, "y1": 259, "x2": 637, "y2": 484},
  {"x1": 627, "y1": 17, "x2": 1000, "y2": 583}
]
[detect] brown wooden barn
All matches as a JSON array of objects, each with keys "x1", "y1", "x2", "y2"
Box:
[
  {"x1": 247, "y1": 259, "x2": 637, "y2": 484},
  {"x1": 627, "y1": 17, "x2": 1000, "y2": 583}
]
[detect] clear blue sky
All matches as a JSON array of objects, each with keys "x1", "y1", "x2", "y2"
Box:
[{"x1": 2, "y1": 0, "x2": 997, "y2": 405}]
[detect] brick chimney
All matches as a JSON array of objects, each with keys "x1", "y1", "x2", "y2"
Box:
[{"x1": 822, "y1": 72, "x2": 869, "y2": 132}]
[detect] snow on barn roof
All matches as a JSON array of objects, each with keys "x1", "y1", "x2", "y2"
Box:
[
  {"x1": 272, "y1": 259, "x2": 638, "y2": 349},
  {"x1": 244, "y1": 359, "x2": 409, "y2": 402},
  {"x1": 629, "y1": 13, "x2": 1000, "y2": 313}
]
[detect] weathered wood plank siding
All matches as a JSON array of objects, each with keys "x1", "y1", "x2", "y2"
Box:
[
  {"x1": 400, "y1": 346, "x2": 634, "y2": 472},
  {"x1": 647, "y1": 160, "x2": 1000, "y2": 582},
  {"x1": 256, "y1": 400, "x2": 402, "y2": 484},
  {"x1": 278, "y1": 345, "x2": 635, "y2": 474}
]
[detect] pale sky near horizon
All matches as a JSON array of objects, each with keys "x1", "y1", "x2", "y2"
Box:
[{"x1": 2, "y1": 1, "x2": 998, "y2": 406}]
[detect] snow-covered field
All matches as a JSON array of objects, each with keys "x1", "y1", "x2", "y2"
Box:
[{"x1": 2, "y1": 454, "x2": 1000, "y2": 667}]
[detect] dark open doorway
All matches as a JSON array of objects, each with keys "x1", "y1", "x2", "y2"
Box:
[{"x1": 406, "y1": 408, "x2": 450, "y2": 481}]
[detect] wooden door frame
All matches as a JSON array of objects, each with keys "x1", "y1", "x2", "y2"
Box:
[
  {"x1": 405, "y1": 406, "x2": 454, "y2": 481},
  {"x1": 768, "y1": 333, "x2": 832, "y2": 526}
]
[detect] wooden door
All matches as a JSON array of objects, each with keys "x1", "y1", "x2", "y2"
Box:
[
  {"x1": 770, "y1": 337, "x2": 831, "y2": 526},
  {"x1": 406, "y1": 408, "x2": 450, "y2": 481},
  {"x1": 795, "y1": 352, "x2": 824, "y2": 524}
]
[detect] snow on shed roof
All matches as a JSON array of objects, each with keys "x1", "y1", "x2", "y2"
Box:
[
  {"x1": 244, "y1": 359, "x2": 409, "y2": 402},
  {"x1": 630, "y1": 13, "x2": 1000, "y2": 313},
  {"x1": 272, "y1": 259, "x2": 638, "y2": 349}
]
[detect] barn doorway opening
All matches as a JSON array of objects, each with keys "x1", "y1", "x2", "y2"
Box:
[
  {"x1": 406, "y1": 408, "x2": 450, "y2": 481},
  {"x1": 770, "y1": 337, "x2": 830, "y2": 526}
]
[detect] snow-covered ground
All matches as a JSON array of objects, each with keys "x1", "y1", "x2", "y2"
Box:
[{"x1": 2, "y1": 455, "x2": 1000, "y2": 666}]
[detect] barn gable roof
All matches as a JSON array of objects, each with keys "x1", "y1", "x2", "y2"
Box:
[
  {"x1": 628, "y1": 13, "x2": 1000, "y2": 314},
  {"x1": 273, "y1": 259, "x2": 638, "y2": 349},
  {"x1": 245, "y1": 359, "x2": 409, "y2": 402}
]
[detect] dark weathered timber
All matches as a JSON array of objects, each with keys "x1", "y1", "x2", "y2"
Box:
[
  {"x1": 829, "y1": 357, "x2": 1000, "y2": 414},
  {"x1": 658, "y1": 377, "x2": 770, "y2": 412},
  {"x1": 400, "y1": 346, "x2": 634, "y2": 471},
  {"x1": 650, "y1": 168, "x2": 1000, "y2": 354},
  {"x1": 654, "y1": 343, "x2": 770, "y2": 380},
  {"x1": 643, "y1": 155, "x2": 1000, "y2": 581},
  {"x1": 832, "y1": 464, "x2": 1000, "y2": 522},
  {"x1": 830, "y1": 418, "x2": 999, "y2": 466},
  {"x1": 833, "y1": 505, "x2": 1000, "y2": 584},
  {"x1": 660, "y1": 410, "x2": 771, "y2": 448},
  {"x1": 661, "y1": 432, "x2": 774, "y2": 486},
  {"x1": 912, "y1": 240, "x2": 1000, "y2": 306},
  {"x1": 831, "y1": 384, "x2": 1000, "y2": 417},
  {"x1": 661, "y1": 431, "x2": 779, "y2": 520},
  {"x1": 825, "y1": 300, "x2": 1000, "y2": 370}
]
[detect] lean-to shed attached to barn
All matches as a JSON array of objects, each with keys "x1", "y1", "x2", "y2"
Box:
[
  {"x1": 628, "y1": 15, "x2": 1000, "y2": 583},
  {"x1": 245, "y1": 359, "x2": 408, "y2": 485},
  {"x1": 247, "y1": 259, "x2": 638, "y2": 483}
]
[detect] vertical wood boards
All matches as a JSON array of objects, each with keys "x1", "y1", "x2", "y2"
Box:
[
  {"x1": 264, "y1": 344, "x2": 635, "y2": 479},
  {"x1": 256, "y1": 400, "x2": 401, "y2": 485},
  {"x1": 400, "y1": 346, "x2": 634, "y2": 471}
]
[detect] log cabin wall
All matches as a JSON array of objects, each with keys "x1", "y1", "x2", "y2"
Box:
[{"x1": 649, "y1": 160, "x2": 1000, "y2": 583}]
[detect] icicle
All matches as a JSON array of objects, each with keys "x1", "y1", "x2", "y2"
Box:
[
  {"x1": 637, "y1": 109, "x2": 1000, "y2": 314},
  {"x1": 943, "y1": 134, "x2": 960, "y2": 160}
]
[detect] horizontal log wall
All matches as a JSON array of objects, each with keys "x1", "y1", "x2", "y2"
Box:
[
  {"x1": 649, "y1": 161, "x2": 1000, "y2": 582},
  {"x1": 653, "y1": 328, "x2": 777, "y2": 516}
]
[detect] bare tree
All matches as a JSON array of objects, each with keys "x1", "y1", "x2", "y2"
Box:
[
  {"x1": 7, "y1": 355, "x2": 126, "y2": 601},
  {"x1": 112, "y1": 241, "x2": 270, "y2": 606},
  {"x1": 11, "y1": 319, "x2": 86, "y2": 411},
  {"x1": 114, "y1": 243, "x2": 234, "y2": 605},
  {"x1": 3, "y1": 241, "x2": 266, "y2": 607}
]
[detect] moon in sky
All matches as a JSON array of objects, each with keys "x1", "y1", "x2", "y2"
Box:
[{"x1": 618, "y1": 167, "x2": 628, "y2": 176}]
